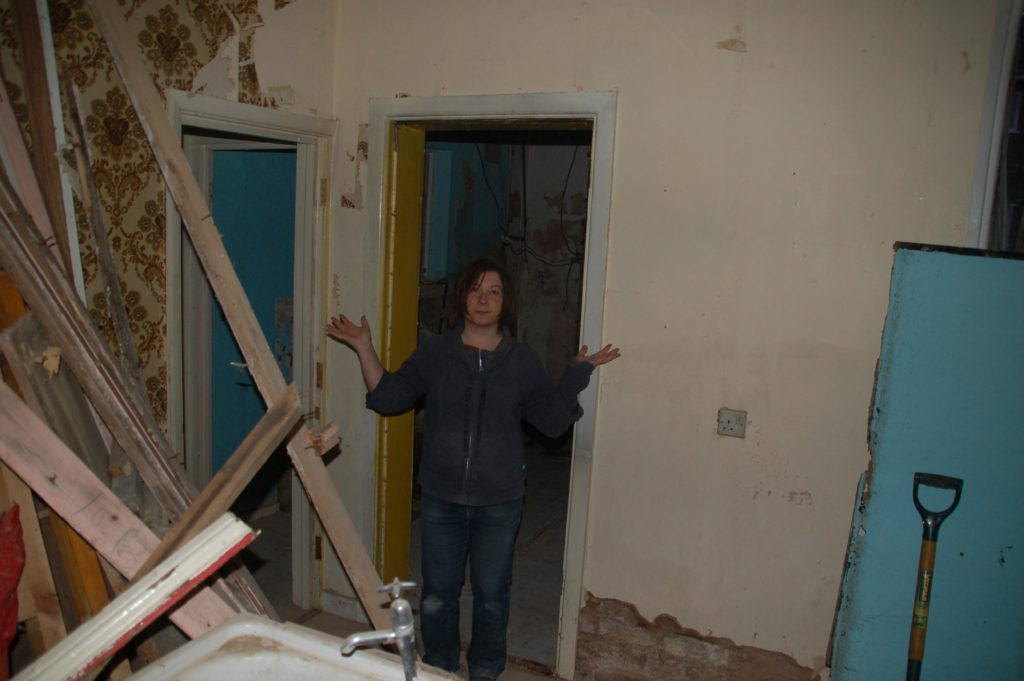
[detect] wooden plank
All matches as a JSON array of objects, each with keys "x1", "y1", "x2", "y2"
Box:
[
  {"x1": 61, "y1": 69, "x2": 144, "y2": 396},
  {"x1": 0, "y1": 272, "x2": 67, "y2": 652},
  {"x1": 0, "y1": 464, "x2": 66, "y2": 652},
  {"x1": 17, "y1": 513, "x2": 255, "y2": 681},
  {"x1": 0, "y1": 313, "x2": 149, "y2": 634},
  {"x1": 34, "y1": 505, "x2": 80, "y2": 631},
  {"x1": 0, "y1": 83, "x2": 60, "y2": 267},
  {"x1": 85, "y1": 0, "x2": 391, "y2": 628},
  {"x1": 96, "y1": 558, "x2": 162, "y2": 667},
  {"x1": 135, "y1": 384, "x2": 301, "y2": 579},
  {"x1": 10, "y1": 1, "x2": 71, "y2": 275},
  {"x1": 0, "y1": 315, "x2": 111, "y2": 482},
  {"x1": 0, "y1": 176, "x2": 191, "y2": 518},
  {"x1": 0, "y1": 379, "x2": 236, "y2": 639},
  {"x1": 0, "y1": 173, "x2": 267, "y2": 616}
]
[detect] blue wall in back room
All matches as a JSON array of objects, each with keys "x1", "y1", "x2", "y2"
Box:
[
  {"x1": 830, "y1": 245, "x2": 1024, "y2": 680},
  {"x1": 422, "y1": 141, "x2": 511, "y2": 281}
]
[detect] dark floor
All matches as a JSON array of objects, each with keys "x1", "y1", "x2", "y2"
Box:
[{"x1": 244, "y1": 441, "x2": 571, "y2": 680}]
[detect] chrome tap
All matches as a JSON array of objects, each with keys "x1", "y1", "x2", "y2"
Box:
[{"x1": 341, "y1": 578, "x2": 418, "y2": 681}]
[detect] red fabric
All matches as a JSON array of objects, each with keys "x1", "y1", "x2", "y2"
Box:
[{"x1": 0, "y1": 505, "x2": 25, "y2": 681}]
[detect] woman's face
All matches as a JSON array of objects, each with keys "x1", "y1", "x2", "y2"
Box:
[{"x1": 464, "y1": 270, "x2": 504, "y2": 329}]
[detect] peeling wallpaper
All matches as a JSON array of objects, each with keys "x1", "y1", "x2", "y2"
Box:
[{"x1": 0, "y1": 0, "x2": 289, "y2": 425}]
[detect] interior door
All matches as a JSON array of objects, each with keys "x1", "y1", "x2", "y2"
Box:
[
  {"x1": 209, "y1": 148, "x2": 297, "y2": 511},
  {"x1": 182, "y1": 142, "x2": 298, "y2": 489},
  {"x1": 375, "y1": 123, "x2": 425, "y2": 581}
]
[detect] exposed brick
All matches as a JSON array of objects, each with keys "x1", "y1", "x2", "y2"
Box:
[{"x1": 575, "y1": 593, "x2": 820, "y2": 681}]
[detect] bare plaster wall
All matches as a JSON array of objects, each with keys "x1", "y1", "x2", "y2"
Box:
[
  {"x1": 249, "y1": 0, "x2": 337, "y2": 116},
  {"x1": 323, "y1": 0, "x2": 997, "y2": 670}
]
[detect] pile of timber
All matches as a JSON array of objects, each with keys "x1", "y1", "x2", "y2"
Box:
[{"x1": 0, "y1": 3, "x2": 387, "y2": 678}]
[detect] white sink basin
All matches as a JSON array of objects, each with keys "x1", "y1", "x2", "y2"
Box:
[{"x1": 128, "y1": 614, "x2": 457, "y2": 681}]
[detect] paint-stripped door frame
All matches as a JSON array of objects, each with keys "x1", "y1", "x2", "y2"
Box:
[
  {"x1": 365, "y1": 92, "x2": 616, "y2": 680},
  {"x1": 375, "y1": 123, "x2": 425, "y2": 582},
  {"x1": 166, "y1": 90, "x2": 334, "y2": 610}
]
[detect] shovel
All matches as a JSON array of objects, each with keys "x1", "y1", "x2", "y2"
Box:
[{"x1": 906, "y1": 472, "x2": 963, "y2": 681}]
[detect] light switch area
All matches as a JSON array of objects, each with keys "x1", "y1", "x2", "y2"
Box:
[{"x1": 717, "y1": 407, "x2": 747, "y2": 438}]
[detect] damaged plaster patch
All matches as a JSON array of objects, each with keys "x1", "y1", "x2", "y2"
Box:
[
  {"x1": 265, "y1": 85, "x2": 295, "y2": 106},
  {"x1": 717, "y1": 24, "x2": 747, "y2": 53},
  {"x1": 716, "y1": 37, "x2": 747, "y2": 53},
  {"x1": 34, "y1": 346, "x2": 62, "y2": 377},
  {"x1": 786, "y1": 490, "x2": 813, "y2": 506},
  {"x1": 576, "y1": 593, "x2": 819, "y2": 681},
  {"x1": 193, "y1": 10, "x2": 240, "y2": 99},
  {"x1": 341, "y1": 124, "x2": 369, "y2": 209}
]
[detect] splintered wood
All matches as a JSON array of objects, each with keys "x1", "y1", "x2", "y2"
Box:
[{"x1": 0, "y1": 380, "x2": 236, "y2": 639}]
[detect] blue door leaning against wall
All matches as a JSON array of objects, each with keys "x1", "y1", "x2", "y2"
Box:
[{"x1": 210, "y1": 148, "x2": 296, "y2": 509}]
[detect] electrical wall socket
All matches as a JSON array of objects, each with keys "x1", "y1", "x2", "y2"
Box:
[{"x1": 717, "y1": 407, "x2": 747, "y2": 438}]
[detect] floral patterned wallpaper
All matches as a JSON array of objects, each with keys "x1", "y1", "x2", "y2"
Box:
[{"x1": 0, "y1": 0, "x2": 288, "y2": 426}]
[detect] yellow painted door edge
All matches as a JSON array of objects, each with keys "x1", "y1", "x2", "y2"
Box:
[{"x1": 375, "y1": 122, "x2": 425, "y2": 581}]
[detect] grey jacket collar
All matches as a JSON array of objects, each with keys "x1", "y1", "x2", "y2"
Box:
[{"x1": 445, "y1": 323, "x2": 515, "y2": 372}]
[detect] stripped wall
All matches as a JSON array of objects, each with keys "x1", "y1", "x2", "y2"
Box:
[
  {"x1": 325, "y1": 1, "x2": 999, "y2": 676},
  {"x1": 0, "y1": 0, "x2": 1001, "y2": 677}
]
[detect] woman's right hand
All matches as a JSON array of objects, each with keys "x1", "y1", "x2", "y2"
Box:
[
  {"x1": 326, "y1": 314, "x2": 385, "y2": 391},
  {"x1": 325, "y1": 314, "x2": 372, "y2": 353}
]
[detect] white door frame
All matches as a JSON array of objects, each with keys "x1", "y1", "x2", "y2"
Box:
[
  {"x1": 165, "y1": 90, "x2": 335, "y2": 609},
  {"x1": 364, "y1": 91, "x2": 616, "y2": 679},
  {"x1": 967, "y1": 0, "x2": 1023, "y2": 247}
]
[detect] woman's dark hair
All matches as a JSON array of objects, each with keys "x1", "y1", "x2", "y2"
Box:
[{"x1": 447, "y1": 257, "x2": 517, "y2": 331}]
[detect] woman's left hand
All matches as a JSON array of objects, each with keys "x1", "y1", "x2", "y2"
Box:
[{"x1": 577, "y1": 343, "x2": 621, "y2": 367}]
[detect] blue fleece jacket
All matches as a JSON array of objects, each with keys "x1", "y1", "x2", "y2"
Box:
[{"x1": 366, "y1": 326, "x2": 594, "y2": 506}]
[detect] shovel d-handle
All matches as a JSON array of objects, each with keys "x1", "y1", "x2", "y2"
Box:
[
  {"x1": 907, "y1": 472, "x2": 964, "y2": 681},
  {"x1": 912, "y1": 472, "x2": 963, "y2": 541}
]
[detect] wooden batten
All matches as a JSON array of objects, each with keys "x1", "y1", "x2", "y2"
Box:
[
  {"x1": 0, "y1": 172, "x2": 269, "y2": 616},
  {"x1": 9, "y1": 2, "x2": 71, "y2": 275},
  {"x1": 0, "y1": 379, "x2": 236, "y2": 639},
  {"x1": 0, "y1": 465, "x2": 66, "y2": 654},
  {"x1": 0, "y1": 273, "x2": 67, "y2": 653},
  {"x1": 0, "y1": 83, "x2": 61, "y2": 268},
  {"x1": 0, "y1": 314, "x2": 112, "y2": 482},
  {"x1": 135, "y1": 384, "x2": 302, "y2": 579},
  {"x1": 0, "y1": 157, "x2": 190, "y2": 519},
  {"x1": 60, "y1": 70, "x2": 144, "y2": 398},
  {"x1": 0, "y1": 313, "x2": 127, "y2": 656},
  {"x1": 84, "y1": 1, "x2": 391, "y2": 626}
]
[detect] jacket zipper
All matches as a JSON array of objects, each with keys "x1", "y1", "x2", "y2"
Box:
[{"x1": 463, "y1": 348, "x2": 486, "y2": 498}]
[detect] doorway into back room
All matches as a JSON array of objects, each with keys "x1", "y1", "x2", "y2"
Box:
[{"x1": 412, "y1": 127, "x2": 594, "y2": 669}]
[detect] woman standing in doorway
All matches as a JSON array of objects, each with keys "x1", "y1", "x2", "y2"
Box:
[{"x1": 326, "y1": 258, "x2": 619, "y2": 681}]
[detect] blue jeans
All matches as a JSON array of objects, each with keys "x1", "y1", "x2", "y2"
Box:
[{"x1": 419, "y1": 494, "x2": 523, "y2": 680}]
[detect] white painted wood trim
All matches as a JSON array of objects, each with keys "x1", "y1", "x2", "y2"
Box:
[
  {"x1": 967, "y1": 0, "x2": 1023, "y2": 248},
  {"x1": 16, "y1": 513, "x2": 255, "y2": 681},
  {"x1": 364, "y1": 91, "x2": 617, "y2": 680},
  {"x1": 36, "y1": 0, "x2": 85, "y2": 300}
]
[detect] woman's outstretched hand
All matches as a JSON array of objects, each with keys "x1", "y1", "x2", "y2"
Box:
[
  {"x1": 326, "y1": 314, "x2": 372, "y2": 352},
  {"x1": 325, "y1": 314, "x2": 384, "y2": 391},
  {"x1": 577, "y1": 343, "x2": 621, "y2": 367}
]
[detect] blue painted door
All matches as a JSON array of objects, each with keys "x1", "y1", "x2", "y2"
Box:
[
  {"x1": 830, "y1": 246, "x2": 1024, "y2": 680},
  {"x1": 210, "y1": 148, "x2": 296, "y2": 510}
]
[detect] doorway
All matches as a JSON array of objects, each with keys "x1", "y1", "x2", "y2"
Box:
[
  {"x1": 165, "y1": 90, "x2": 333, "y2": 610},
  {"x1": 184, "y1": 140, "x2": 297, "y2": 513},
  {"x1": 412, "y1": 128, "x2": 593, "y2": 669},
  {"x1": 362, "y1": 92, "x2": 616, "y2": 680}
]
